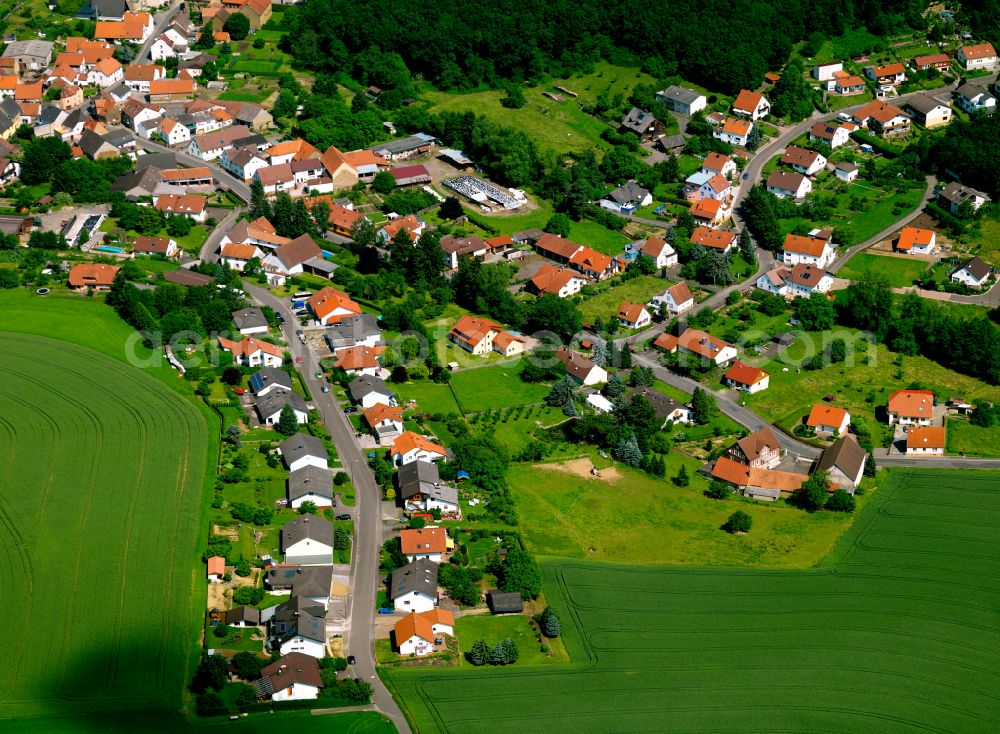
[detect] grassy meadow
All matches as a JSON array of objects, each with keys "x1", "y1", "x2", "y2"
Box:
[
  {"x1": 509, "y1": 456, "x2": 859, "y2": 567},
  {"x1": 425, "y1": 63, "x2": 656, "y2": 155},
  {"x1": 387, "y1": 469, "x2": 1000, "y2": 733},
  {"x1": 837, "y1": 252, "x2": 930, "y2": 287}
]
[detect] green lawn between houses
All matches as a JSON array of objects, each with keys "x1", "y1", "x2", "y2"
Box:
[
  {"x1": 836, "y1": 252, "x2": 930, "y2": 287},
  {"x1": 578, "y1": 274, "x2": 669, "y2": 323},
  {"x1": 945, "y1": 417, "x2": 1000, "y2": 457},
  {"x1": 448, "y1": 364, "x2": 551, "y2": 413},
  {"x1": 385, "y1": 469, "x2": 1000, "y2": 734}
]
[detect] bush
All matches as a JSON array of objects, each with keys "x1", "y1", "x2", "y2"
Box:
[
  {"x1": 724, "y1": 510, "x2": 752, "y2": 533},
  {"x1": 826, "y1": 489, "x2": 856, "y2": 513},
  {"x1": 232, "y1": 585, "x2": 265, "y2": 606}
]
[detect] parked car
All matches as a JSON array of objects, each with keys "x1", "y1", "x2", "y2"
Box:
[
  {"x1": 321, "y1": 385, "x2": 330, "y2": 393},
  {"x1": 336, "y1": 513, "x2": 351, "y2": 521},
  {"x1": 295, "y1": 356, "x2": 303, "y2": 364},
  {"x1": 344, "y1": 406, "x2": 358, "y2": 414},
  {"x1": 347, "y1": 655, "x2": 356, "y2": 664},
  {"x1": 377, "y1": 608, "x2": 395, "y2": 615}
]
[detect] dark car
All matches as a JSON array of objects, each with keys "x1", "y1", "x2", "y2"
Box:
[
  {"x1": 347, "y1": 655, "x2": 356, "y2": 665},
  {"x1": 277, "y1": 313, "x2": 286, "y2": 323},
  {"x1": 336, "y1": 513, "x2": 351, "y2": 521}
]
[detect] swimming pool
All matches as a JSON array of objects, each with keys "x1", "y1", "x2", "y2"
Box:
[{"x1": 96, "y1": 245, "x2": 124, "y2": 253}]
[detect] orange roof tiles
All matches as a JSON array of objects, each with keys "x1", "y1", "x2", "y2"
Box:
[
  {"x1": 960, "y1": 43, "x2": 997, "y2": 60},
  {"x1": 907, "y1": 426, "x2": 945, "y2": 450},
  {"x1": 220, "y1": 242, "x2": 261, "y2": 260},
  {"x1": 529, "y1": 263, "x2": 580, "y2": 294},
  {"x1": 390, "y1": 431, "x2": 447, "y2": 458},
  {"x1": 725, "y1": 360, "x2": 769, "y2": 387},
  {"x1": 218, "y1": 336, "x2": 283, "y2": 359},
  {"x1": 895, "y1": 227, "x2": 934, "y2": 250},
  {"x1": 653, "y1": 332, "x2": 679, "y2": 352},
  {"x1": 155, "y1": 194, "x2": 205, "y2": 215},
  {"x1": 400, "y1": 527, "x2": 447, "y2": 556},
  {"x1": 733, "y1": 89, "x2": 764, "y2": 114},
  {"x1": 363, "y1": 402, "x2": 403, "y2": 428},
  {"x1": 667, "y1": 281, "x2": 693, "y2": 305},
  {"x1": 888, "y1": 389, "x2": 934, "y2": 419},
  {"x1": 690, "y1": 226, "x2": 735, "y2": 250},
  {"x1": 721, "y1": 117, "x2": 752, "y2": 135},
  {"x1": 449, "y1": 314, "x2": 501, "y2": 348},
  {"x1": 308, "y1": 286, "x2": 362, "y2": 323},
  {"x1": 149, "y1": 77, "x2": 195, "y2": 95},
  {"x1": 617, "y1": 300, "x2": 647, "y2": 325},
  {"x1": 207, "y1": 556, "x2": 225, "y2": 576},
  {"x1": 677, "y1": 328, "x2": 733, "y2": 360},
  {"x1": 783, "y1": 233, "x2": 828, "y2": 257},
  {"x1": 806, "y1": 404, "x2": 849, "y2": 429},
  {"x1": 334, "y1": 345, "x2": 384, "y2": 370},
  {"x1": 68, "y1": 263, "x2": 120, "y2": 288}
]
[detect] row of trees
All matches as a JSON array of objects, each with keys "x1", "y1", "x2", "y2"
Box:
[
  {"x1": 467, "y1": 637, "x2": 519, "y2": 666},
  {"x1": 839, "y1": 273, "x2": 1000, "y2": 384}
]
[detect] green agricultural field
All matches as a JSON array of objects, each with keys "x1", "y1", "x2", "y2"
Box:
[
  {"x1": 450, "y1": 364, "x2": 551, "y2": 413},
  {"x1": 0, "y1": 331, "x2": 210, "y2": 723},
  {"x1": 744, "y1": 331, "x2": 1000, "y2": 440},
  {"x1": 837, "y1": 252, "x2": 930, "y2": 287},
  {"x1": 578, "y1": 275, "x2": 667, "y2": 323},
  {"x1": 387, "y1": 469, "x2": 1000, "y2": 734},
  {"x1": 945, "y1": 417, "x2": 1000, "y2": 457},
  {"x1": 509, "y1": 456, "x2": 858, "y2": 567}
]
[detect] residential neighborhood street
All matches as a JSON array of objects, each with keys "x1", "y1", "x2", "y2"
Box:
[{"x1": 243, "y1": 282, "x2": 412, "y2": 734}]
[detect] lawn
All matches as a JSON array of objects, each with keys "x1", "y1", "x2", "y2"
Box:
[
  {"x1": 426, "y1": 63, "x2": 656, "y2": 155},
  {"x1": 387, "y1": 469, "x2": 1000, "y2": 734},
  {"x1": 744, "y1": 330, "x2": 1000, "y2": 442},
  {"x1": 951, "y1": 211, "x2": 1000, "y2": 266},
  {"x1": 0, "y1": 295, "x2": 213, "y2": 723},
  {"x1": 837, "y1": 252, "x2": 929, "y2": 287},
  {"x1": 578, "y1": 275, "x2": 668, "y2": 323},
  {"x1": 566, "y1": 218, "x2": 629, "y2": 255},
  {"x1": 449, "y1": 364, "x2": 551, "y2": 413},
  {"x1": 945, "y1": 417, "x2": 1000, "y2": 457},
  {"x1": 100, "y1": 218, "x2": 209, "y2": 254},
  {"x1": 508, "y1": 455, "x2": 859, "y2": 567},
  {"x1": 455, "y1": 614, "x2": 569, "y2": 666},
  {"x1": 394, "y1": 380, "x2": 462, "y2": 415}
]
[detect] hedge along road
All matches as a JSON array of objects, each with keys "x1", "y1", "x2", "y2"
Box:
[
  {"x1": 385, "y1": 469, "x2": 1000, "y2": 734},
  {"x1": 0, "y1": 332, "x2": 210, "y2": 724}
]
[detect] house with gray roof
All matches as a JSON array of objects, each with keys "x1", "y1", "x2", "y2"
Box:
[
  {"x1": 369, "y1": 134, "x2": 435, "y2": 161},
  {"x1": 656, "y1": 85, "x2": 707, "y2": 116},
  {"x1": 325, "y1": 312, "x2": 380, "y2": 352},
  {"x1": 390, "y1": 558, "x2": 438, "y2": 613},
  {"x1": 287, "y1": 465, "x2": 334, "y2": 509},
  {"x1": 281, "y1": 514, "x2": 334, "y2": 566},
  {"x1": 599, "y1": 181, "x2": 652, "y2": 214},
  {"x1": 815, "y1": 435, "x2": 866, "y2": 491},
  {"x1": 278, "y1": 433, "x2": 328, "y2": 472},
  {"x1": 250, "y1": 366, "x2": 292, "y2": 396},
  {"x1": 224, "y1": 605, "x2": 261, "y2": 627},
  {"x1": 2, "y1": 39, "x2": 53, "y2": 70},
  {"x1": 265, "y1": 565, "x2": 333, "y2": 606},
  {"x1": 631, "y1": 386, "x2": 693, "y2": 427},
  {"x1": 267, "y1": 601, "x2": 327, "y2": 658},
  {"x1": 232, "y1": 307, "x2": 269, "y2": 335},
  {"x1": 347, "y1": 374, "x2": 392, "y2": 408},
  {"x1": 112, "y1": 166, "x2": 163, "y2": 200},
  {"x1": 486, "y1": 590, "x2": 524, "y2": 614},
  {"x1": 950, "y1": 256, "x2": 994, "y2": 288},
  {"x1": 255, "y1": 389, "x2": 308, "y2": 427},
  {"x1": 619, "y1": 107, "x2": 664, "y2": 141},
  {"x1": 397, "y1": 460, "x2": 459, "y2": 514}
]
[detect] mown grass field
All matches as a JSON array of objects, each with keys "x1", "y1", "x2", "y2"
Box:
[
  {"x1": 837, "y1": 252, "x2": 930, "y2": 287},
  {"x1": 509, "y1": 456, "x2": 859, "y2": 567},
  {"x1": 449, "y1": 364, "x2": 551, "y2": 413},
  {"x1": 0, "y1": 330, "x2": 210, "y2": 722},
  {"x1": 387, "y1": 469, "x2": 1000, "y2": 733}
]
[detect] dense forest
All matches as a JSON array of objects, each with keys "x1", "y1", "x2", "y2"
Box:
[
  {"x1": 923, "y1": 114, "x2": 1000, "y2": 198},
  {"x1": 285, "y1": 0, "x2": 927, "y2": 94}
]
